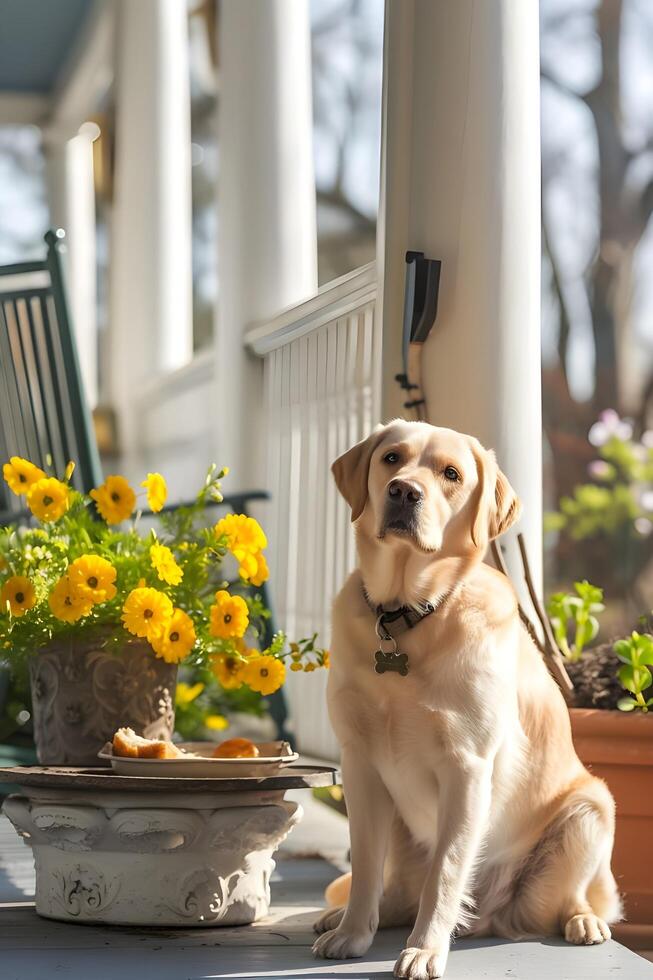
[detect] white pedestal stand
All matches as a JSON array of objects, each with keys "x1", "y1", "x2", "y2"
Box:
[{"x1": 1, "y1": 766, "x2": 338, "y2": 927}]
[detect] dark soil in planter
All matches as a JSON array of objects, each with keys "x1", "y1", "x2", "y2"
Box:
[{"x1": 565, "y1": 642, "x2": 625, "y2": 710}]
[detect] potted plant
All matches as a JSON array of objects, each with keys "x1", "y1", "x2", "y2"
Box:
[
  {"x1": 545, "y1": 582, "x2": 653, "y2": 952},
  {"x1": 539, "y1": 409, "x2": 653, "y2": 949},
  {"x1": 0, "y1": 456, "x2": 327, "y2": 765}
]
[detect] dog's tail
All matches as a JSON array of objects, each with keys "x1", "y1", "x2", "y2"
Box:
[{"x1": 325, "y1": 871, "x2": 351, "y2": 908}]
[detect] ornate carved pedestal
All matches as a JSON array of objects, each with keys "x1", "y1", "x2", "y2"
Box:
[{"x1": 1, "y1": 766, "x2": 338, "y2": 927}]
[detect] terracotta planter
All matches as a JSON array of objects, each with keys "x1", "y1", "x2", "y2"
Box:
[
  {"x1": 570, "y1": 707, "x2": 653, "y2": 954},
  {"x1": 29, "y1": 632, "x2": 177, "y2": 766}
]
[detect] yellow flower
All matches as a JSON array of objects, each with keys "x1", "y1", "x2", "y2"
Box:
[
  {"x1": 151, "y1": 608, "x2": 196, "y2": 663},
  {"x1": 121, "y1": 587, "x2": 173, "y2": 641},
  {"x1": 90, "y1": 475, "x2": 136, "y2": 524},
  {"x1": 210, "y1": 652, "x2": 246, "y2": 690},
  {"x1": 68, "y1": 555, "x2": 117, "y2": 604},
  {"x1": 205, "y1": 714, "x2": 229, "y2": 731},
  {"x1": 243, "y1": 655, "x2": 285, "y2": 696},
  {"x1": 0, "y1": 576, "x2": 36, "y2": 617},
  {"x1": 240, "y1": 550, "x2": 269, "y2": 587},
  {"x1": 176, "y1": 681, "x2": 204, "y2": 706},
  {"x1": 304, "y1": 662, "x2": 316, "y2": 672},
  {"x1": 209, "y1": 590, "x2": 249, "y2": 639},
  {"x1": 150, "y1": 543, "x2": 183, "y2": 586},
  {"x1": 141, "y1": 472, "x2": 167, "y2": 513},
  {"x1": 214, "y1": 514, "x2": 267, "y2": 564},
  {"x1": 49, "y1": 576, "x2": 93, "y2": 623},
  {"x1": 3, "y1": 457, "x2": 46, "y2": 496},
  {"x1": 290, "y1": 662, "x2": 303, "y2": 672},
  {"x1": 26, "y1": 477, "x2": 69, "y2": 523},
  {"x1": 323, "y1": 650, "x2": 330, "y2": 669}
]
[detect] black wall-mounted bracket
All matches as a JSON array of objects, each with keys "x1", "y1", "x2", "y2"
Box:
[{"x1": 395, "y1": 251, "x2": 442, "y2": 403}]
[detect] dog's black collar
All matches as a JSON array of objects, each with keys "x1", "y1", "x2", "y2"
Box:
[{"x1": 361, "y1": 585, "x2": 437, "y2": 642}]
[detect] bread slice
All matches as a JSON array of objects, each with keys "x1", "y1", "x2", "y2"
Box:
[
  {"x1": 212, "y1": 737, "x2": 259, "y2": 759},
  {"x1": 112, "y1": 727, "x2": 185, "y2": 760}
]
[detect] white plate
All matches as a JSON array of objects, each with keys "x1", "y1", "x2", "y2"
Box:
[{"x1": 98, "y1": 740, "x2": 299, "y2": 777}]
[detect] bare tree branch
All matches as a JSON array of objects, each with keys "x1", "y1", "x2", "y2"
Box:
[{"x1": 542, "y1": 214, "x2": 572, "y2": 395}]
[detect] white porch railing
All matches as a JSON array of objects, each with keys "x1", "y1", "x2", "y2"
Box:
[{"x1": 246, "y1": 262, "x2": 380, "y2": 760}]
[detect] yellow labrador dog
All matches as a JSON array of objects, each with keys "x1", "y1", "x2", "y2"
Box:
[{"x1": 313, "y1": 420, "x2": 620, "y2": 979}]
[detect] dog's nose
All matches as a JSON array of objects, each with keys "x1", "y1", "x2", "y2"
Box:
[{"x1": 387, "y1": 479, "x2": 424, "y2": 506}]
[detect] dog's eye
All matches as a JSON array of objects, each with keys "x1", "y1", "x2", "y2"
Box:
[
  {"x1": 443, "y1": 465, "x2": 460, "y2": 482},
  {"x1": 383, "y1": 452, "x2": 400, "y2": 464}
]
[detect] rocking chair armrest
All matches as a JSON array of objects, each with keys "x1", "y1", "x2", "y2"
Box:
[
  {"x1": 0, "y1": 492, "x2": 272, "y2": 528},
  {"x1": 141, "y1": 489, "x2": 271, "y2": 519}
]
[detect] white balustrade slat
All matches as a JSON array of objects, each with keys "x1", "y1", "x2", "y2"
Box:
[
  {"x1": 254, "y1": 265, "x2": 378, "y2": 759},
  {"x1": 278, "y1": 343, "x2": 293, "y2": 632},
  {"x1": 305, "y1": 331, "x2": 321, "y2": 629}
]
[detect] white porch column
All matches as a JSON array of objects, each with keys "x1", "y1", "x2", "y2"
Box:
[
  {"x1": 215, "y1": 0, "x2": 318, "y2": 489},
  {"x1": 110, "y1": 0, "x2": 193, "y2": 459},
  {"x1": 378, "y1": 0, "x2": 542, "y2": 591},
  {"x1": 44, "y1": 128, "x2": 98, "y2": 409}
]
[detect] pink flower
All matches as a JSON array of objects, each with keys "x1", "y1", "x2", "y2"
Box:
[
  {"x1": 588, "y1": 460, "x2": 612, "y2": 480},
  {"x1": 588, "y1": 410, "x2": 633, "y2": 447}
]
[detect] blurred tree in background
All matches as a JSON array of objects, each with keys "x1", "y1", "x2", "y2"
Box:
[
  {"x1": 310, "y1": 0, "x2": 383, "y2": 284},
  {"x1": 541, "y1": 0, "x2": 653, "y2": 610}
]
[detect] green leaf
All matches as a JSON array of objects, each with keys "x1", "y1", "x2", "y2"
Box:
[
  {"x1": 637, "y1": 635, "x2": 653, "y2": 667},
  {"x1": 618, "y1": 663, "x2": 652, "y2": 696},
  {"x1": 574, "y1": 580, "x2": 604, "y2": 605},
  {"x1": 617, "y1": 697, "x2": 636, "y2": 712},
  {"x1": 576, "y1": 617, "x2": 599, "y2": 650},
  {"x1": 588, "y1": 602, "x2": 605, "y2": 615},
  {"x1": 614, "y1": 638, "x2": 634, "y2": 663}
]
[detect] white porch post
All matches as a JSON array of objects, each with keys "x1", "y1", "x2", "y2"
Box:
[
  {"x1": 378, "y1": 0, "x2": 542, "y2": 591},
  {"x1": 110, "y1": 0, "x2": 193, "y2": 460},
  {"x1": 44, "y1": 129, "x2": 98, "y2": 409},
  {"x1": 215, "y1": 0, "x2": 318, "y2": 489}
]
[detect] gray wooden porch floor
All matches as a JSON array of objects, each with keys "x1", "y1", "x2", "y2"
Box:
[{"x1": 2, "y1": 794, "x2": 652, "y2": 980}]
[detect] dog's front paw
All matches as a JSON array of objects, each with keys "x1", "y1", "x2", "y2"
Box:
[
  {"x1": 312, "y1": 926, "x2": 374, "y2": 959},
  {"x1": 314, "y1": 906, "x2": 345, "y2": 934},
  {"x1": 394, "y1": 946, "x2": 449, "y2": 979},
  {"x1": 564, "y1": 913, "x2": 611, "y2": 945}
]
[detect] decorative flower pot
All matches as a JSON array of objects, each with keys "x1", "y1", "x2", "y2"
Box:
[
  {"x1": 29, "y1": 632, "x2": 177, "y2": 766},
  {"x1": 570, "y1": 708, "x2": 653, "y2": 953}
]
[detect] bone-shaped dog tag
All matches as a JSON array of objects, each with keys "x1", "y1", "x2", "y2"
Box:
[{"x1": 374, "y1": 649, "x2": 409, "y2": 676}]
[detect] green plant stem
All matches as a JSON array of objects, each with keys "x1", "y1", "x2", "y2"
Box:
[{"x1": 559, "y1": 638, "x2": 574, "y2": 660}]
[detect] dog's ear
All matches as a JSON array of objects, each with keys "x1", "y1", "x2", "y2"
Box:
[
  {"x1": 471, "y1": 446, "x2": 522, "y2": 550},
  {"x1": 489, "y1": 466, "x2": 522, "y2": 540},
  {"x1": 332, "y1": 426, "x2": 385, "y2": 522}
]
